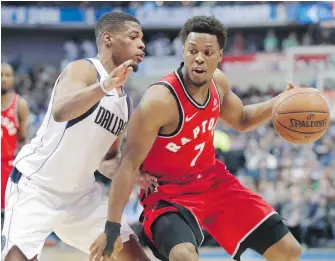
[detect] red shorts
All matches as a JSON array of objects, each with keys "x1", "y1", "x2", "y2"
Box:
[
  {"x1": 141, "y1": 160, "x2": 275, "y2": 257},
  {"x1": 1, "y1": 159, "x2": 13, "y2": 210}
]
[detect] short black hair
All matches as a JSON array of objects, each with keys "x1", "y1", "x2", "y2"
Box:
[
  {"x1": 180, "y1": 16, "x2": 228, "y2": 49},
  {"x1": 95, "y1": 12, "x2": 140, "y2": 38}
]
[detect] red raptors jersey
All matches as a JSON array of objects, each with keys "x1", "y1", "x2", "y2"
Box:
[
  {"x1": 1, "y1": 93, "x2": 20, "y2": 160},
  {"x1": 141, "y1": 64, "x2": 221, "y2": 182}
]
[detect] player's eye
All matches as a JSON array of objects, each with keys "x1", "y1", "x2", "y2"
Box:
[
  {"x1": 189, "y1": 49, "x2": 197, "y2": 54},
  {"x1": 130, "y1": 36, "x2": 136, "y2": 40},
  {"x1": 205, "y1": 51, "x2": 213, "y2": 56}
]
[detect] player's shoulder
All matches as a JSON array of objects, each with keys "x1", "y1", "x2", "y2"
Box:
[
  {"x1": 145, "y1": 82, "x2": 177, "y2": 104},
  {"x1": 137, "y1": 82, "x2": 178, "y2": 122},
  {"x1": 60, "y1": 59, "x2": 97, "y2": 84},
  {"x1": 18, "y1": 96, "x2": 28, "y2": 110},
  {"x1": 213, "y1": 69, "x2": 230, "y2": 94},
  {"x1": 66, "y1": 59, "x2": 96, "y2": 71}
]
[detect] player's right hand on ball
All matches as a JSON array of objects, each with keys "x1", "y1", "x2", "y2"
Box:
[
  {"x1": 89, "y1": 232, "x2": 123, "y2": 261},
  {"x1": 102, "y1": 59, "x2": 134, "y2": 92}
]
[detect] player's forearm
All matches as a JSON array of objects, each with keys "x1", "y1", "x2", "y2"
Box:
[
  {"x1": 240, "y1": 96, "x2": 278, "y2": 131},
  {"x1": 53, "y1": 82, "x2": 106, "y2": 122},
  {"x1": 107, "y1": 163, "x2": 138, "y2": 223}
]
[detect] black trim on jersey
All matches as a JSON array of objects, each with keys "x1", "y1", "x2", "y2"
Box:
[
  {"x1": 176, "y1": 63, "x2": 211, "y2": 110},
  {"x1": 123, "y1": 88, "x2": 131, "y2": 121},
  {"x1": 149, "y1": 82, "x2": 183, "y2": 137},
  {"x1": 212, "y1": 78, "x2": 222, "y2": 111},
  {"x1": 66, "y1": 102, "x2": 100, "y2": 129},
  {"x1": 15, "y1": 94, "x2": 20, "y2": 128}
]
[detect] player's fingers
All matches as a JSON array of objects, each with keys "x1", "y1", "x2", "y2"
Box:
[
  {"x1": 95, "y1": 250, "x2": 103, "y2": 261},
  {"x1": 150, "y1": 176, "x2": 158, "y2": 183},
  {"x1": 288, "y1": 82, "x2": 295, "y2": 89},
  {"x1": 124, "y1": 66, "x2": 133, "y2": 77},
  {"x1": 89, "y1": 242, "x2": 96, "y2": 252},
  {"x1": 110, "y1": 60, "x2": 133, "y2": 77},
  {"x1": 112, "y1": 251, "x2": 119, "y2": 260},
  {"x1": 136, "y1": 173, "x2": 145, "y2": 180},
  {"x1": 102, "y1": 254, "x2": 116, "y2": 261},
  {"x1": 89, "y1": 246, "x2": 98, "y2": 261},
  {"x1": 98, "y1": 249, "x2": 105, "y2": 261},
  {"x1": 117, "y1": 59, "x2": 133, "y2": 73},
  {"x1": 110, "y1": 77, "x2": 120, "y2": 86},
  {"x1": 122, "y1": 59, "x2": 133, "y2": 68}
]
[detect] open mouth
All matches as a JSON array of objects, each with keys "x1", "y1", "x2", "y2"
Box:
[{"x1": 192, "y1": 67, "x2": 206, "y2": 75}]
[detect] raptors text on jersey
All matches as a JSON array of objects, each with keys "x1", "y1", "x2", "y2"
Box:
[{"x1": 141, "y1": 64, "x2": 221, "y2": 180}]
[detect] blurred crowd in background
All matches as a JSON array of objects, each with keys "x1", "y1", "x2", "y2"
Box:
[{"x1": 2, "y1": 0, "x2": 335, "y2": 250}]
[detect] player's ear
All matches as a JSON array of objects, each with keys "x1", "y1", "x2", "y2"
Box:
[
  {"x1": 219, "y1": 49, "x2": 223, "y2": 59},
  {"x1": 102, "y1": 31, "x2": 113, "y2": 47}
]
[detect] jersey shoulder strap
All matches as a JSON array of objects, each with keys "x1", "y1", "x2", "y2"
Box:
[{"x1": 85, "y1": 58, "x2": 108, "y2": 83}]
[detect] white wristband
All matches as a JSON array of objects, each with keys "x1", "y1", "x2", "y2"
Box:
[{"x1": 100, "y1": 80, "x2": 109, "y2": 94}]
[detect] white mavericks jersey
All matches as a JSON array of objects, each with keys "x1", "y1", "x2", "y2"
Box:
[{"x1": 13, "y1": 58, "x2": 130, "y2": 192}]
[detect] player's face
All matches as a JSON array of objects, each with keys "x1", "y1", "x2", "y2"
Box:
[
  {"x1": 183, "y1": 32, "x2": 222, "y2": 87},
  {"x1": 1, "y1": 64, "x2": 14, "y2": 94},
  {"x1": 111, "y1": 21, "x2": 145, "y2": 72}
]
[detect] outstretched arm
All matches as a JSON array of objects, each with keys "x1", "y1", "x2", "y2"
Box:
[{"x1": 214, "y1": 69, "x2": 293, "y2": 132}]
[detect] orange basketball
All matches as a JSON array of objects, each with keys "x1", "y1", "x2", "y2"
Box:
[{"x1": 272, "y1": 87, "x2": 330, "y2": 144}]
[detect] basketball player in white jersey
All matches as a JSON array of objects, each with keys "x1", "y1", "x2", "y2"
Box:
[{"x1": 1, "y1": 12, "x2": 153, "y2": 261}]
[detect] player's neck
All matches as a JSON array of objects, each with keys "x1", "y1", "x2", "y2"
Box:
[
  {"x1": 182, "y1": 69, "x2": 210, "y2": 98},
  {"x1": 96, "y1": 51, "x2": 116, "y2": 73}
]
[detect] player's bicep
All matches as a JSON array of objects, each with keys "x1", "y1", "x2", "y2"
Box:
[
  {"x1": 220, "y1": 89, "x2": 246, "y2": 130},
  {"x1": 18, "y1": 97, "x2": 29, "y2": 142},
  {"x1": 214, "y1": 69, "x2": 245, "y2": 131}
]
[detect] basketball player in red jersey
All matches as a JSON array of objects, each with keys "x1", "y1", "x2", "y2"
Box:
[
  {"x1": 91, "y1": 16, "x2": 301, "y2": 261},
  {"x1": 1, "y1": 63, "x2": 29, "y2": 219}
]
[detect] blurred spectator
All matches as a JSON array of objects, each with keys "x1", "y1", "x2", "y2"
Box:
[
  {"x1": 146, "y1": 33, "x2": 172, "y2": 56},
  {"x1": 281, "y1": 185, "x2": 309, "y2": 243},
  {"x1": 61, "y1": 39, "x2": 79, "y2": 70},
  {"x1": 282, "y1": 32, "x2": 300, "y2": 50},
  {"x1": 80, "y1": 40, "x2": 97, "y2": 59},
  {"x1": 231, "y1": 33, "x2": 244, "y2": 54},
  {"x1": 264, "y1": 29, "x2": 279, "y2": 52},
  {"x1": 302, "y1": 32, "x2": 313, "y2": 46},
  {"x1": 172, "y1": 35, "x2": 183, "y2": 58}
]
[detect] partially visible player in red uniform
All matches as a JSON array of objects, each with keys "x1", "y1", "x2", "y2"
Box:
[
  {"x1": 90, "y1": 16, "x2": 302, "y2": 261},
  {"x1": 1, "y1": 63, "x2": 29, "y2": 219}
]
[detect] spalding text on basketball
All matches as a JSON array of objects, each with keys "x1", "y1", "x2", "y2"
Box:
[{"x1": 289, "y1": 118, "x2": 328, "y2": 128}]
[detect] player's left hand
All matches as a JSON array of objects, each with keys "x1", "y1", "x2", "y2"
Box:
[
  {"x1": 135, "y1": 171, "x2": 159, "y2": 193},
  {"x1": 89, "y1": 232, "x2": 123, "y2": 261}
]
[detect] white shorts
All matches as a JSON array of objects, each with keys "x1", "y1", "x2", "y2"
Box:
[{"x1": 1, "y1": 174, "x2": 135, "y2": 260}]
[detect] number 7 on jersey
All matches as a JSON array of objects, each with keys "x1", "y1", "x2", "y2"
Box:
[{"x1": 190, "y1": 142, "x2": 205, "y2": 166}]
